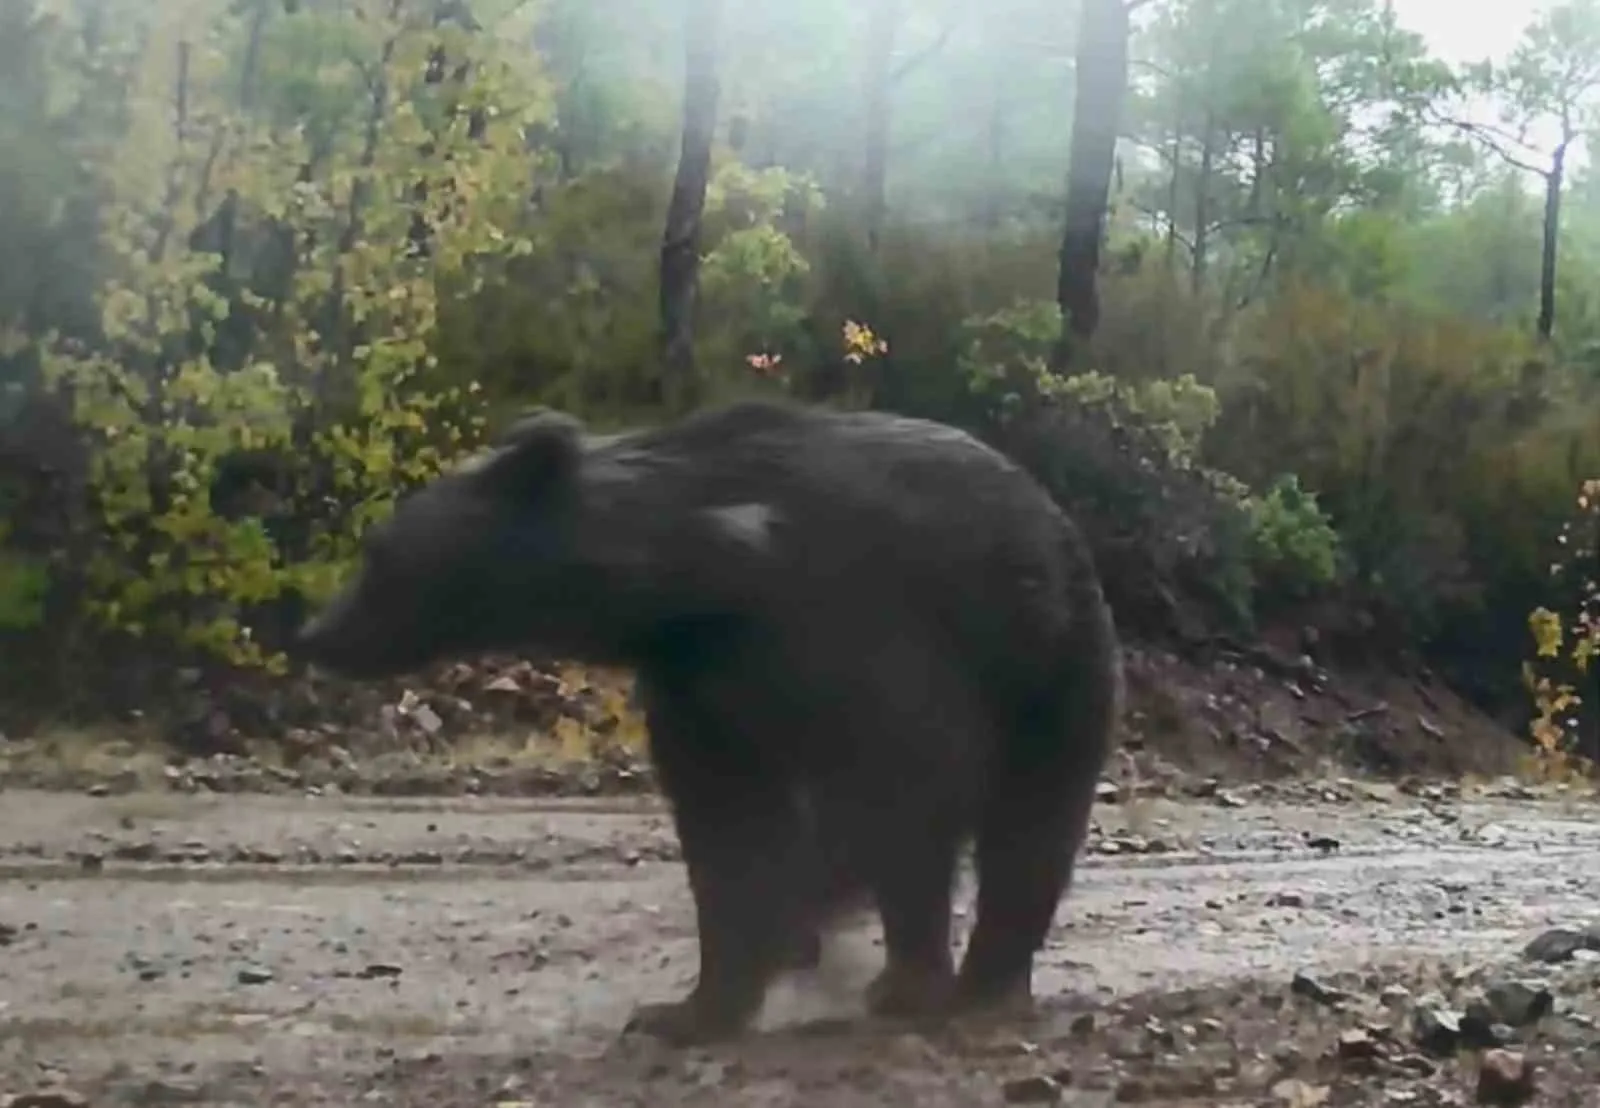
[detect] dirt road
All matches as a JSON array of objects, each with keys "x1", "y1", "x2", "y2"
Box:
[{"x1": 2, "y1": 784, "x2": 1597, "y2": 1106}]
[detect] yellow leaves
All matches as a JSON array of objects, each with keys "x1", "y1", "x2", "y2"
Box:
[
  {"x1": 28, "y1": 0, "x2": 534, "y2": 673},
  {"x1": 1523, "y1": 480, "x2": 1599, "y2": 759},
  {"x1": 1528, "y1": 606, "x2": 1564, "y2": 658},
  {"x1": 841, "y1": 319, "x2": 887, "y2": 365}
]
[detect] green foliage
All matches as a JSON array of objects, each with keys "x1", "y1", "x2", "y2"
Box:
[
  {"x1": 697, "y1": 161, "x2": 823, "y2": 378},
  {"x1": 4, "y1": 0, "x2": 1600, "y2": 738},
  {"x1": 33, "y1": 0, "x2": 550, "y2": 672},
  {"x1": 958, "y1": 299, "x2": 1221, "y2": 463},
  {"x1": 0, "y1": 521, "x2": 49, "y2": 631},
  {"x1": 1526, "y1": 478, "x2": 1600, "y2": 759},
  {"x1": 1246, "y1": 475, "x2": 1344, "y2": 598},
  {"x1": 956, "y1": 300, "x2": 1259, "y2": 632}
]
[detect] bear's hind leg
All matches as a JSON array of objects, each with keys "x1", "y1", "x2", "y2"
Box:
[{"x1": 955, "y1": 646, "x2": 1117, "y2": 1014}]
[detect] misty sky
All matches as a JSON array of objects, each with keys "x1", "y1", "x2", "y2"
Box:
[
  {"x1": 1390, "y1": 0, "x2": 1544, "y2": 63},
  {"x1": 1390, "y1": 0, "x2": 1577, "y2": 164}
]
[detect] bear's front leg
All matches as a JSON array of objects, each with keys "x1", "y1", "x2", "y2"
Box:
[{"x1": 623, "y1": 689, "x2": 809, "y2": 1046}]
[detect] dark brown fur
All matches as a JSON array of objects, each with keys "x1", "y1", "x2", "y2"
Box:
[{"x1": 295, "y1": 399, "x2": 1121, "y2": 1043}]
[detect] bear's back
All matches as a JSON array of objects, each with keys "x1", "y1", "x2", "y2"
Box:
[{"x1": 594, "y1": 400, "x2": 1097, "y2": 677}]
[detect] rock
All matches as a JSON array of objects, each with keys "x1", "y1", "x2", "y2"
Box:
[
  {"x1": 1523, "y1": 924, "x2": 1600, "y2": 965},
  {"x1": 2, "y1": 1091, "x2": 91, "y2": 1108},
  {"x1": 358, "y1": 962, "x2": 403, "y2": 980},
  {"x1": 1379, "y1": 984, "x2": 1412, "y2": 1009},
  {"x1": 1411, "y1": 1002, "x2": 1463, "y2": 1056},
  {"x1": 236, "y1": 965, "x2": 274, "y2": 985},
  {"x1": 1094, "y1": 780, "x2": 1121, "y2": 803},
  {"x1": 1475, "y1": 1049, "x2": 1535, "y2": 1106},
  {"x1": 1335, "y1": 1028, "x2": 1381, "y2": 1063},
  {"x1": 116, "y1": 1079, "x2": 205, "y2": 1104},
  {"x1": 1269, "y1": 1079, "x2": 1330, "y2": 1106},
  {"x1": 1290, "y1": 970, "x2": 1348, "y2": 1008},
  {"x1": 1457, "y1": 1002, "x2": 1512, "y2": 1050},
  {"x1": 1001, "y1": 1074, "x2": 1064, "y2": 1103},
  {"x1": 1479, "y1": 980, "x2": 1553, "y2": 1027}
]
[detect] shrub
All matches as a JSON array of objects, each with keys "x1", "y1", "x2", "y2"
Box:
[
  {"x1": 0, "y1": 520, "x2": 47, "y2": 631},
  {"x1": 1526, "y1": 478, "x2": 1600, "y2": 763},
  {"x1": 1246, "y1": 474, "x2": 1344, "y2": 602},
  {"x1": 34, "y1": 3, "x2": 548, "y2": 675},
  {"x1": 956, "y1": 300, "x2": 1257, "y2": 639}
]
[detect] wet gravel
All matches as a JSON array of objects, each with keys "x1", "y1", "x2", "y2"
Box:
[{"x1": 1, "y1": 784, "x2": 1598, "y2": 1106}]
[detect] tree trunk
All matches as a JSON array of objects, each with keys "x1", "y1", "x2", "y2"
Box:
[
  {"x1": 1192, "y1": 112, "x2": 1214, "y2": 294},
  {"x1": 658, "y1": 0, "x2": 723, "y2": 409},
  {"x1": 1053, "y1": 0, "x2": 1132, "y2": 368},
  {"x1": 860, "y1": 0, "x2": 901, "y2": 254},
  {"x1": 1536, "y1": 141, "x2": 1567, "y2": 343}
]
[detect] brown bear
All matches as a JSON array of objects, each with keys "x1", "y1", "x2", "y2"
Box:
[{"x1": 295, "y1": 398, "x2": 1121, "y2": 1044}]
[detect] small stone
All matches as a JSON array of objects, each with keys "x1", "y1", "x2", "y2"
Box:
[
  {"x1": 1522, "y1": 925, "x2": 1600, "y2": 965},
  {"x1": 1335, "y1": 1028, "x2": 1381, "y2": 1064},
  {"x1": 1268, "y1": 1079, "x2": 1330, "y2": 1105},
  {"x1": 1380, "y1": 984, "x2": 1412, "y2": 1009},
  {"x1": 1001, "y1": 1074, "x2": 1063, "y2": 1103},
  {"x1": 358, "y1": 963, "x2": 403, "y2": 980},
  {"x1": 1392, "y1": 1054, "x2": 1437, "y2": 1077},
  {"x1": 1458, "y1": 1002, "x2": 1511, "y2": 1050},
  {"x1": 85, "y1": 784, "x2": 108, "y2": 797},
  {"x1": 1290, "y1": 970, "x2": 1347, "y2": 1008},
  {"x1": 1475, "y1": 1049, "x2": 1535, "y2": 1105},
  {"x1": 1412, "y1": 1003, "x2": 1463, "y2": 1056},
  {"x1": 119, "y1": 1078, "x2": 204, "y2": 1104},
  {"x1": 1482, "y1": 980, "x2": 1553, "y2": 1027},
  {"x1": 3, "y1": 1091, "x2": 91, "y2": 1108},
  {"x1": 236, "y1": 965, "x2": 274, "y2": 985}
]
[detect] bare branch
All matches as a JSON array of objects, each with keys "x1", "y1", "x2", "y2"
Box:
[
  {"x1": 1417, "y1": 100, "x2": 1553, "y2": 175},
  {"x1": 1128, "y1": 56, "x2": 1177, "y2": 80},
  {"x1": 1438, "y1": 116, "x2": 1550, "y2": 176}
]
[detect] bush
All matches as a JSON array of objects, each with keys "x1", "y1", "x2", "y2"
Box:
[
  {"x1": 955, "y1": 300, "x2": 1259, "y2": 639},
  {"x1": 0, "y1": 521, "x2": 47, "y2": 631},
  {"x1": 1246, "y1": 474, "x2": 1344, "y2": 602},
  {"x1": 33, "y1": 2, "x2": 546, "y2": 677},
  {"x1": 1526, "y1": 478, "x2": 1600, "y2": 763},
  {"x1": 1209, "y1": 279, "x2": 1600, "y2": 652}
]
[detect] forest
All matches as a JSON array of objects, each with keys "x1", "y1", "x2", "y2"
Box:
[{"x1": 0, "y1": 0, "x2": 1596, "y2": 764}]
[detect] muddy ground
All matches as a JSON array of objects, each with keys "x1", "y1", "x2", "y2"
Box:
[{"x1": 1, "y1": 782, "x2": 1598, "y2": 1107}]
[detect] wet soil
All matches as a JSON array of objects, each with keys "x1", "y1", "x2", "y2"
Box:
[{"x1": 2, "y1": 784, "x2": 1598, "y2": 1106}]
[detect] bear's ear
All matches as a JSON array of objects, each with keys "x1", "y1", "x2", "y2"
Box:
[{"x1": 473, "y1": 408, "x2": 584, "y2": 497}]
